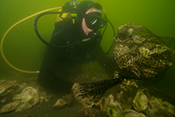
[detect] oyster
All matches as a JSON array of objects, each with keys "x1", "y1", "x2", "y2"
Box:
[
  {"x1": 133, "y1": 89, "x2": 148, "y2": 112},
  {"x1": 103, "y1": 94, "x2": 122, "y2": 112},
  {"x1": 0, "y1": 80, "x2": 17, "y2": 103},
  {"x1": 1, "y1": 87, "x2": 39, "y2": 113},
  {"x1": 39, "y1": 92, "x2": 49, "y2": 103},
  {"x1": 107, "y1": 103, "x2": 123, "y2": 117},
  {"x1": 0, "y1": 80, "x2": 16, "y2": 95},
  {"x1": 78, "y1": 94, "x2": 123, "y2": 117},
  {"x1": 146, "y1": 97, "x2": 163, "y2": 117},
  {"x1": 92, "y1": 94, "x2": 123, "y2": 117},
  {"x1": 52, "y1": 99, "x2": 67, "y2": 108},
  {"x1": 0, "y1": 89, "x2": 15, "y2": 103},
  {"x1": 146, "y1": 97, "x2": 175, "y2": 117},
  {"x1": 14, "y1": 83, "x2": 28, "y2": 94},
  {"x1": 0, "y1": 100, "x2": 20, "y2": 113},
  {"x1": 15, "y1": 103, "x2": 32, "y2": 112},
  {"x1": 117, "y1": 109, "x2": 146, "y2": 117},
  {"x1": 53, "y1": 94, "x2": 73, "y2": 108},
  {"x1": 162, "y1": 101, "x2": 175, "y2": 116},
  {"x1": 13, "y1": 87, "x2": 39, "y2": 106}
]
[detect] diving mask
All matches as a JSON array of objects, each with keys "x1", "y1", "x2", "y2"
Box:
[{"x1": 84, "y1": 12, "x2": 106, "y2": 31}]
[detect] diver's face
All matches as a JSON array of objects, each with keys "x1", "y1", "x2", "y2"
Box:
[{"x1": 82, "y1": 8, "x2": 102, "y2": 36}]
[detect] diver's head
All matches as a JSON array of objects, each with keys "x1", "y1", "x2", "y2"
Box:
[{"x1": 76, "y1": 1, "x2": 106, "y2": 36}]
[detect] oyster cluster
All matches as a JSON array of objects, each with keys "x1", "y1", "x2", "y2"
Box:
[
  {"x1": 113, "y1": 24, "x2": 175, "y2": 84},
  {"x1": 79, "y1": 88, "x2": 175, "y2": 117},
  {"x1": 133, "y1": 89, "x2": 175, "y2": 117},
  {"x1": 0, "y1": 80, "x2": 17, "y2": 103},
  {"x1": 1, "y1": 87, "x2": 39, "y2": 113},
  {"x1": 0, "y1": 80, "x2": 51, "y2": 114},
  {"x1": 79, "y1": 93, "x2": 146, "y2": 117}
]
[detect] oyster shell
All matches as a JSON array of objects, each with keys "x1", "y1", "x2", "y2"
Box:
[
  {"x1": 146, "y1": 97, "x2": 175, "y2": 117},
  {"x1": 39, "y1": 92, "x2": 49, "y2": 103},
  {"x1": 107, "y1": 103, "x2": 123, "y2": 117},
  {"x1": 0, "y1": 80, "x2": 17, "y2": 103},
  {"x1": 52, "y1": 99, "x2": 67, "y2": 108},
  {"x1": 117, "y1": 109, "x2": 146, "y2": 117},
  {"x1": 14, "y1": 83, "x2": 28, "y2": 94},
  {"x1": 0, "y1": 87, "x2": 39, "y2": 113},
  {"x1": 52, "y1": 93, "x2": 73, "y2": 108},
  {"x1": 13, "y1": 87, "x2": 39, "y2": 106},
  {"x1": 0, "y1": 89, "x2": 15, "y2": 103},
  {"x1": 93, "y1": 94, "x2": 123, "y2": 117},
  {"x1": 133, "y1": 89, "x2": 148, "y2": 112},
  {"x1": 0, "y1": 80, "x2": 16, "y2": 95},
  {"x1": 162, "y1": 101, "x2": 175, "y2": 116},
  {"x1": 15, "y1": 103, "x2": 32, "y2": 112},
  {"x1": 0, "y1": 100, "x2": 20, "y2": 113}
]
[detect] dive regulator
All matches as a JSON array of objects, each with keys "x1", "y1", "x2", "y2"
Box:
[{"x1": 33, "y1": 0, "x2": 115, "y2": 48}]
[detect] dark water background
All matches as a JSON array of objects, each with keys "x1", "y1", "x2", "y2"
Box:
[{"x1": 0, "y1": 0, "x2": 175, "y2": 116}]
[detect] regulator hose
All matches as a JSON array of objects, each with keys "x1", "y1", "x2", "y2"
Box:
[
  {"x1": 1, "y1": 7, "x2": 61, "y2": 74},
  {"x1": 1, "y1": 6, "x2": 116, "y2": 74},
  {"x1": 33, "y1": 12, "x2": 82, "y2": 48},
  {"x1": 34, "y1": 11, "x2": 116, "y2": 48}
]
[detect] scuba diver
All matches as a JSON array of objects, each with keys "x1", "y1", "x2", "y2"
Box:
[{"x1": 37, "y1": 0, "x2": 108, "y2": 92}]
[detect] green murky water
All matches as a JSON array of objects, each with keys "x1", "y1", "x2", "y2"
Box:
[{"x1": 0, "y1": 0, "x2": 175, "y2": 116}]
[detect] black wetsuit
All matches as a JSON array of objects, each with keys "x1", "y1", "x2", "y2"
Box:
[{"x1": 38, "y1": 17, "x2": 106, "y2": 92}]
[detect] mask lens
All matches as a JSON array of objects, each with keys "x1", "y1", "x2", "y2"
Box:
[
  {"x1": 85, "y1": 13, "x2": 106, "y2": 31},
  {"x1": 99, "y1": 19, "x2": 106, "y2": 28},
  {"x1": 90, "y1": 17, "x2": 99, "y2": 25}
]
